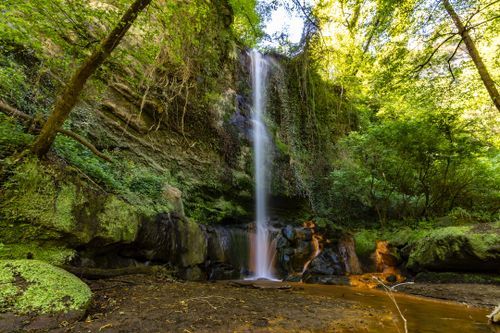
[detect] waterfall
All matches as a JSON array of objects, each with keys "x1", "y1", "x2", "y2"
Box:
[{"x1": 249, "y1": 49, "x2": 275, "y2": 280}]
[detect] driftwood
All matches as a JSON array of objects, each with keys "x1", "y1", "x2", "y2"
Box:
[
  {"x1": 0, "y1": 100, "x2": 112, "y2": 162},
  {"x1": 60, "y1": 265, "x2": 172, "y2": 280}
]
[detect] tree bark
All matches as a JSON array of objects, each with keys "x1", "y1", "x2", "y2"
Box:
[
  {"x1": 31, "y1": 0, "x2": 153, "y2": 157},
  {"x1": 443, "y1": 0, "x2": 500, "y2": 112}
]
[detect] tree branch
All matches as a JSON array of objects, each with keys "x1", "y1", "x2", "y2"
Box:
[
  {"x1": 414, "y1": 34, "x2": 457, "y2": 72},
  {"x1": 447, "y1": 38, "x2": 463, "y2": 81},
  {"x1": 0, "y1": 100, "x2": 112, "y2": 162}
]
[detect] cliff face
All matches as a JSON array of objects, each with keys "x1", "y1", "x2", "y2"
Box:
[{"x1": 0, "y1": 1, "x2": 316, "y2": 269}]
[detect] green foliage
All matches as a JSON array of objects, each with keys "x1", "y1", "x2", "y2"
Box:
[
  {"x1": 189, "y1": 196, "x2": 248, "y2": 224},
  {"x1": 228, "y1": 0, "x2": 262, "y2": 46},
  {"x1": 328, "y1": 109, "x2": 499, "y2": 223},
  {"x1": 0, "y1": 260, "x2": 91, "y2": 314},
  {"x1": 0, "y1": 114, "x2": 33, "y2": 159},
  {"x1": 53, "y1": 135, "x2": 174, "y2": 217}
]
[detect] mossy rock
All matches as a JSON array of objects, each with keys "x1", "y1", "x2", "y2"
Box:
[
  {"x1": 179, "y1": 219, "x2": 207, "y2": 267},
  {"x1": 0, "y1": 260, "x2": 92, "y2": 315},
  {"x1": 0, "y1": 158, "x2": 141, "y2": 246},
  {"x1": 407, "y1": 225, "x2": 500, "y2": 273},
  {"x1": 95, "y1": 196, "x2": 140, "y2": 244},
  {"x1": 0, "y1": 158, "x2": 82, "y2": 242}
]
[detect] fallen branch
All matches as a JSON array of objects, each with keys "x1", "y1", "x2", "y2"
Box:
[
  {"x1": 0, "y1": 100, "x2": 111, "y2": 162},
  {"x1": 60, "y1": 265, "x2": 172, "y2": 280},
  {"x1": 372, "y1": 276, "x2": 408, "y2": 333}
]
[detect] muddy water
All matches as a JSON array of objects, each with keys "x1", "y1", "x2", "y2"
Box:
[{"x1": 295, "y1": 283, "x2": 492, "y2": 333}]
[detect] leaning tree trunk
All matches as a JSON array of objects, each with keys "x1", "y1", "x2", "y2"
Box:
[
  {"x1": 31, "y1": 0, "x2": 153, "y2": 157},
  {"x1": 443, "y1": 0, "x2": 500, "y2": 112}
]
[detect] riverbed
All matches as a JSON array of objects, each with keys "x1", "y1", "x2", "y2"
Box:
[{"x1": 3, "y1": 274, "x2": 495, "y2": 333}]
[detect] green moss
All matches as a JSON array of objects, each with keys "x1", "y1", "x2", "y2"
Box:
[
  {"x1": 354, "y1": 230, "x2": 379, "y2": 259},
  {"x1": 407, "y1": 224, "x2": 500, "y2": 271},
  {"x1": 96, "y1": 196, "x2": 139, "y2": 243},
  {"x1": 0, "y1": 158, "x2": 82, "y2": 241},
  {"x1": 179, "y1": 219, "x2": 207, "y2": 267},
  {"x1": 190, "y1": 196, "x2": 248, "y2": 224},
  {"x1": 0, "y1": 260, "x2": 91, "y2": 314},
  {"x1": 0, "y1": 243, "x2": 75, "y2": 265}
]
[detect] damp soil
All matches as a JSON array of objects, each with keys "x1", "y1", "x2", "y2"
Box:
[{"x1": 0, "y1": 275, "x2": 496, "y2": 333}]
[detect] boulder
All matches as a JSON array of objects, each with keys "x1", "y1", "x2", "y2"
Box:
[
  {"x1": 207, "y1": 262, "x2": 241, "y2": 280},
  {"x1": 178, "y1": 266, "x2": 206, "y2": 281},
  {"x1": 0, "y1": 260, "x2": 91, "y2": 315},
  {"x1": 0, "y1": 159, "x2": 141, "y2": 247},
  {"x1": 134, "y1": 213, "x2": 207, "y2": 269},
  {"x1": 305, "y1": 248, "x2": 345, "y2": 276},
  {"x1": 407, "y1": 225, "x2": 500, "y2": 273}
]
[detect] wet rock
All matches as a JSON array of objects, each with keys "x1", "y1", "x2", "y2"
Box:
[
  {"x1": 338, "y1": 235, "x2": 363, "y2": 274},
  {"x1": 385, "y1": 274, "x2": 397, "y2": 283},
  {"x1": 276, "y1": 225, "x2": 315, "y2": 275},
  {"x1": 134, "y1": 213, "x2": 207, "y2": 268},
  {"x1": 163, "y1": 184, "x2": 184, "y2": 217},
  {"x1": 295, "y1": 227, "x2": 313, "y2": 241},
  {"x1": 282, "y1": 225, "x2": 296, "y2": 241},
  {"x1": 207, "y1": 262, "x2": 241, "y2": 280},
  {"x1": 301, "y1": 248, "x2": 349, "y2": 285},
  {"x1": 206, "y1": 225, "x2": 251, "y2": 275},
  {"x1": 305, "y1": 248, "x2": 345, "y2": 276},
  {"x1": 284, "y1": 273, "x2": 302, "y2": 282},
  {"x1": 178, "y1": 266, "x2": 206, "y2": 281},
  {"x1": 303, "y1": 275, "x2": 350, "y2": 285},
  {"x1": 375, "y1": 241, "x2": 402, "y2": 273}
]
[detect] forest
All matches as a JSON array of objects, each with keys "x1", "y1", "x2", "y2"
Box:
[{"x1": 0, "y1": 0, "x2": 498, "y2": 332}]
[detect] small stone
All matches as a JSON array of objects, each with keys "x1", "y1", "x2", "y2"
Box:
[{"x1": 386, "y1": 275, "x2": 397, "y2": 283}]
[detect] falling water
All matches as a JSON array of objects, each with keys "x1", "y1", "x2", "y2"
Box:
[{"x1": 249, "y1": 49, "x2": 275, "y2": 280}]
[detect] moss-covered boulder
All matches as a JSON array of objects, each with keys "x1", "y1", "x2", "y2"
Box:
[
  {"x1": 0, "y1": 260, "x2": 92, "y2": 315},
  {"x1": 0, "y1": 158, "x2": 141, "y2": 246},
  {"x1": 407, "y1": 224, "x2": 500, "y2": 273}
]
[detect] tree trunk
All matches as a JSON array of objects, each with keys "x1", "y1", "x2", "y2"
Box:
[
  {"x1": 31, "y1": 0, "x2": 153, "y2": 157},
  {"x1": 443, "y1": 0, "x2": 500, "y2": 112}
]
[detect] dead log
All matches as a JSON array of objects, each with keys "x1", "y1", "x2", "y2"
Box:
[{"x1": 60, "y1": 265, "x2": 173, "y2": 280}]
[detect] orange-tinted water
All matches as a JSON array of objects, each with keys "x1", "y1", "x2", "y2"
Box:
[{"x1": 294, "y1": 283, "x2": 492, "y2": 333}]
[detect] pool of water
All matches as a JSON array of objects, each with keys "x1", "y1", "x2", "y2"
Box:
[{"x1": 295, "y1": 283, "x2": 492, "y2": 333}]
